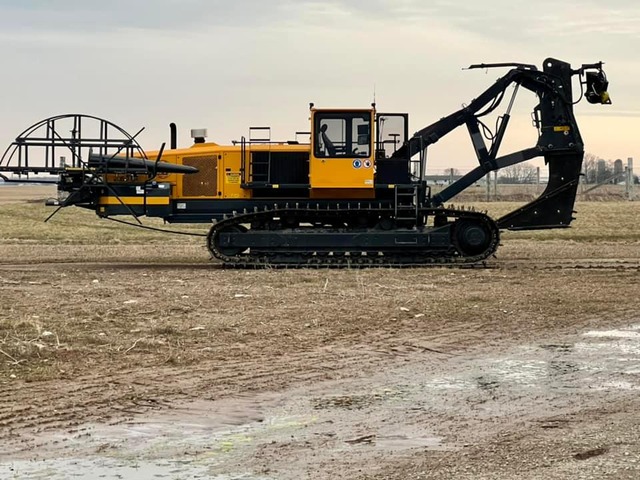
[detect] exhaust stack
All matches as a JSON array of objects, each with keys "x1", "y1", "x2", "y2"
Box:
[{"x1": 169, "y1": 123, "x2": 177, "y2": 149}]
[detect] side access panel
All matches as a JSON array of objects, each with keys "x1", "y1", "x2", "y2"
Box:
[
  {"x1": 310, "y1": 155, "x2": 374, "y2": 189},
  {"x1": 222, "y1": 151, "x2": 249, "y2": 199},
  {"x1": 182, "y1": 155, "x2": 219, "y2": 197}
]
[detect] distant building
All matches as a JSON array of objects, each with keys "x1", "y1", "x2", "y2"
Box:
[{"x1": 614, "y1": 159, "x2": 624, "y2": 176}]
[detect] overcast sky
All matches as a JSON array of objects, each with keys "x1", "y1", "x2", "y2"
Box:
[{"x1": 1, "y1": 0, "x2": 638, "y2": 172}]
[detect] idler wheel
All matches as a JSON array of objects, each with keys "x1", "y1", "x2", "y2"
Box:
[
  {"x1": 212, "y1": 224, "x2": 248, "y2": 256},
  {"x1": 454, "y1": 220, "x2": 493, "y2": 257}
]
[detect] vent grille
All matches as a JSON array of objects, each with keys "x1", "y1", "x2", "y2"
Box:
[{"x1": 182, "y1": 155, "x2": 218, "y2": 197}]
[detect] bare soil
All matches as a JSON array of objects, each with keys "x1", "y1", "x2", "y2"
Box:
[{"x1": 1, "y1": 186, "x2": 639, "y2": 479}]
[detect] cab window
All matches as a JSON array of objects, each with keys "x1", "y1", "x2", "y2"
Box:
[{"x1": 314, "y1": 112, "x2": 371, "y2": 158}]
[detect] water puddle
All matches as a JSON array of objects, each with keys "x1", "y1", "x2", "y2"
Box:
[
  {"x1": 5, "y1": 457, "x2": 221, "y2": 480},
  {"x1": 583, "y1": 329, "x2": 640, "y2": 339},
  {"x1": 3, "y1": 323, "x2": 639, "y2": 479},
  {"x1": 375, "y1": 434, "x2": 443, "y2": 451}
]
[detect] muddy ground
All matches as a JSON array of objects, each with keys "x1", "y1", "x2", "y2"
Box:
[{"x1": 0, "y1": 185, "x2": 639, "y2": 479}]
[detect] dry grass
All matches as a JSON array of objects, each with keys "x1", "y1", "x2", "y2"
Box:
[
  {"x1": 0, "y1": 186, "x2": 639, "y2": 383},
  {"x1": 1, "y1": 267, "x2": 639, "y2": 383},
  {"x1": 0, "y1": 202, "x2": 206, "y2": 245},
  {"x1": 0, "y1": 185, "x2": 637, "y2": 246},
  {"x1": 0, "y1": 184, "x2": 57, "y2": 204}
]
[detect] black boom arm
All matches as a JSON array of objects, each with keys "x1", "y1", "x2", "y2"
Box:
[{"x1": 393, "y1": 58, "x2": 610, "y2": 230}]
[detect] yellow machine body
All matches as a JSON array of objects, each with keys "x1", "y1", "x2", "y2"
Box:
[{"x1": 119, "y1": 107, "x2": 379, "y2": 207}]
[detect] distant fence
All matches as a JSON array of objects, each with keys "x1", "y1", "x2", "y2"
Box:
[{"x1": 430, "y1": 158, "x2": 635, "y2": 202}]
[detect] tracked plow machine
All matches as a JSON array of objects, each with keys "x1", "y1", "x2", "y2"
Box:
[{"x1": 0, "y1": 58, "x2": 611, "y2": 267}]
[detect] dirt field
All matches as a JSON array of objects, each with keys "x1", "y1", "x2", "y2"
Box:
[{"x1": 1, "y1": 185, "x2": 639, "y2": 479}]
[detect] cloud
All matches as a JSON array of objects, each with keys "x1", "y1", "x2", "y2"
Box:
[
  {"x1": 4, "y1": 0, "x2": 638, "y2": 48},
  {"x1": 0, "y1": 0, "x2": 637, "y2": 169},
  {"x1": 0, "y1": 0, "x2": 292, "y2": 32},
  {"x1": 342, "y1": 0, "x2": 640, "y2": 43}
]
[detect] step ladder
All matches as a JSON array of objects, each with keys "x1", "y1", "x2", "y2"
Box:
[
  {"x1": 248, "y1": 127, "x2": 271, "y2": 184},
  {"x1": 394, "y1": 184, "x2": 419, "y2": 224}
]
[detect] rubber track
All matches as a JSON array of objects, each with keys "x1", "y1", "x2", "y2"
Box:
[{"x1": 207, "y1": 204, "x2": 500, "y2": 268}]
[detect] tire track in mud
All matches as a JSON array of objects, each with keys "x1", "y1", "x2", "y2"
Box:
[
  {"x1": 0, "y1": 314, "x2": 575, "y2": 456},
  {"x1": 3, "y1": 318, "x2": 640, "y2": 480},
  {"x1": 0, "y1": 261, "x2": 221, "y2": 271},
  {"x1": 1, "y1": 258, "x2": 640, "y2": 272},
  {"x1": 497, "y1": 258, "x2": 640, "y2": 271},
  {"x1": 2, "y1": 307, "x2": 631, "y2": 454},
  {"x1": 9, "y1": 320, "x2": 640, "y2": 480},
  {"x1": 3, "y1": 258, "x2": 639, "y2": 473},
  {"x1": 5, "y1": 256, "x2": 640, "y2": 270},
  {"x1": 0, "y1": 343, "x2": 405, "y2": 455}
]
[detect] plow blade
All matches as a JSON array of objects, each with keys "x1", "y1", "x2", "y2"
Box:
[{"x1": 497, "y1": 152, "x2": 583, "y2": 230}]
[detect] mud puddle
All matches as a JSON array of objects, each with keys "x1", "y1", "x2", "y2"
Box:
[{"x1": 3, "y1": 323, "x2": 639, "y2": 479}]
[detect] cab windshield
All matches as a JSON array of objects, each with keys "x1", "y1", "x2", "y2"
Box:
[{"x1": 314, "y1": 112, "x2": 371, "y2": 158}]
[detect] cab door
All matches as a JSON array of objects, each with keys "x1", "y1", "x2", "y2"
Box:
[{"x1": 309, "y1": 109, "x2": 375, "y2": 190}]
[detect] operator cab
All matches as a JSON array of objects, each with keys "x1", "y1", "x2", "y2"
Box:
[
  {"x1": 311, "y1": 109, "x2": 410, "y2": 159},
  {"x1": 309, "y1": 107, "x2": 413, "y2": 191}
]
